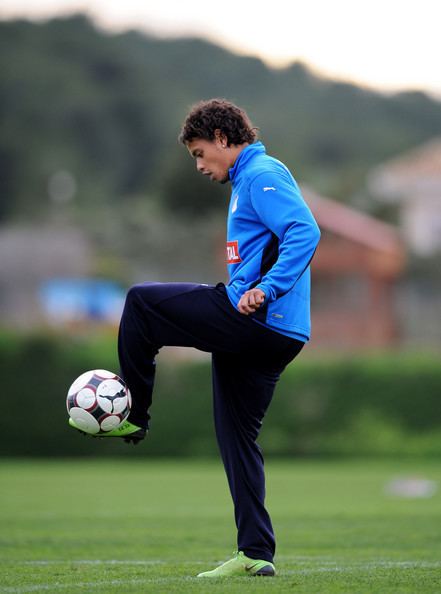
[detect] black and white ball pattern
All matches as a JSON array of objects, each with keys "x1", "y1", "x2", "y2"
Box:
[{"x1": 67, "y1": 369, "x2": 131, "y2": 435}]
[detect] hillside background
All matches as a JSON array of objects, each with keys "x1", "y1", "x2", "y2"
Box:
[
  {"x1": 1, "y1": 14, "x2": 441, "y2": 457},
  {"x1": 3, "y1": 14, "x2": 441, "y2": 212},
  {"x1": 2, "y1": 14, "x2": 441, "y2": 287}
]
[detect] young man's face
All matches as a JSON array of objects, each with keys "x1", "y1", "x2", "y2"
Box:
[{"x1": 186, "y1": 137, "x2": 232, "y2": 184}]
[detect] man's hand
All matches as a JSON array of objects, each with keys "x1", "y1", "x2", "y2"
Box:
[{"x1": 237, "y1": 288, "x2": 266, "y2": 315}]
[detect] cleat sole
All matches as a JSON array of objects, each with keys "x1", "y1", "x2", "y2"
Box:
[{"x1": 254, "y1": 565, "x2": 276, "y2": 576}]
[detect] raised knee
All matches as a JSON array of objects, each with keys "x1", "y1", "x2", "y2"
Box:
[
  {"x1": 125, "y1": 282, "x2": 153, "y2": 309},
  {"x1": 125, "y1": 282, "x2": 166, "y2": 310},
  {"x1": 125, "y1": 284, "x2": 141, "y2": 306}
]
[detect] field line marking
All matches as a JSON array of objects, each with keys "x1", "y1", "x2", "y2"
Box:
[
  {"x1": 1, "y1": 577, "x2": 194, "y2": 594},
  {"x1": 7, "y1": 559, "x2": 441, "y2": 569},
  {"x1": 2, "y1": 560, "x2": 441, "y2": 592},
  {"x1": 283, "y1": 560, "x2": 441, "y2": 576},
  {"x1": 22, "y1": 560, "x2": 165, "y2": 566},
  {"x1": 19, "y1": 559, "x2": 209, "y2": 566}
]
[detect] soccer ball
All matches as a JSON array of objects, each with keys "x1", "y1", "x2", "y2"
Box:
[{"x1": 67, "y1": 369, "x2": 131, "y2": 435}]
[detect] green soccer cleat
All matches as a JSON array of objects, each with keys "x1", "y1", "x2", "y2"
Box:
[
  {"x1": 69, "y1": 418, "x2": 147, "y2": 444},
  {"x1": 197, "y1": 551, "x2": 276, "y2": 578}
]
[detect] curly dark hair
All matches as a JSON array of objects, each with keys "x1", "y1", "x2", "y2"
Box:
[{"x1": 179, "y1": 98, "x2": 258, "y2": 146}]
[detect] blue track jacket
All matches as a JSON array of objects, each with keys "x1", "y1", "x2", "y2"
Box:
[{"x1": 225, "y1": 141, "x2": 320, "y2": 341}]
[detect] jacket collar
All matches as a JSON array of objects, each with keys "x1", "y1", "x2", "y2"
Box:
[{"x1": 229, "y1": 141, "x2": 266, "y2": 183}]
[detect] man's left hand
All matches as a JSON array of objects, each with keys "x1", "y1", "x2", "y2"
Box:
[{"x1": 237, "y1": 288, "x2": 266, "y2": 315}]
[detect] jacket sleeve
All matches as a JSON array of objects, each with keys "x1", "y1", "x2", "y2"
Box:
[{"x1": 249, "y1": 171, "x2": 321, "y2": 303}]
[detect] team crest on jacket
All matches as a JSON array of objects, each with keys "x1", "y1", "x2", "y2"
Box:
[{"x1": 226, "y1": 240, "x2": 242, "y2": 264}]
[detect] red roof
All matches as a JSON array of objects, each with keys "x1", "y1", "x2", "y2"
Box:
[
  {"x1": 302, "y1": 185, "x2": 403, "y2": 255},
  {"x1": 374, "y1": 137, "x2": 441, "y2": 178}
]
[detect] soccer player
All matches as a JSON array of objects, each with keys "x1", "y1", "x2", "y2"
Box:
[{"x1": 71, "y1": 99, "x2": 320, "y2": 577}]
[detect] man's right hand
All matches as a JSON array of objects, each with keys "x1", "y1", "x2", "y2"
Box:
[{"x1": 237, "y1": 288, "x2": 266, "y2": 315}]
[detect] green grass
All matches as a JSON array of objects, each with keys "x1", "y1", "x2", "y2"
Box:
[{"x1": 1, "y1": 458, "x2": 441, "y2": 593}]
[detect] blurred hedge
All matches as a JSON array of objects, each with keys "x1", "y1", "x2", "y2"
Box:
[{"x1": 1, "y1": 331, "x2": 440, "y2": 457}]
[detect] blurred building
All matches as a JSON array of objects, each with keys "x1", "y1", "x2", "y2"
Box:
[
  {"x1": 366, "y1": 138, "x2": 441, "y2": 348},
  {"x1": 40, "y1": 278, "x2": 125, "y2": 326},
  {"x1": 0, "y1": 226, "x2": 94, "y2": 328},
  {"x1": 367, "y1": 137, "x2": 441, "y2": 256},
  {"x1": 0, "y1": 192, "x2": 409, "y2": 350},
  {"x1": 303, "y1": 187, "x2": 406, "y2": 349}
]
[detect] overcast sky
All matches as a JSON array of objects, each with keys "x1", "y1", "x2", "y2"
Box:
[{"x1": 2, "y1": 0, "x2": 441, "y2": 97}]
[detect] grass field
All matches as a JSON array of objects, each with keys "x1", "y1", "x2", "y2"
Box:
[{"x1": 1, "y1": 458, "x2": 440, "y2": 593}]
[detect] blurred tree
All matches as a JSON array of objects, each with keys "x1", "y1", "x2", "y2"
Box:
[
  {"x1": 159, "y1": 146, "x2": 229, "y2": 218},
  {"x1": 1, "y1": 15, "x2": 441, "y2": 223},
  {"x1": 0, "y1": 16, "x2": 161, "y2": 219}
]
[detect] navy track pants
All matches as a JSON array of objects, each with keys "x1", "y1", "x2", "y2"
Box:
[{"x1": 118, "y1": 282, "x2": 303, "y2": 563}]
